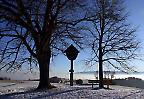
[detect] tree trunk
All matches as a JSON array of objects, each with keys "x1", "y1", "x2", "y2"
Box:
[
  {"x1": 99, "y1": 55, "x2": 104, "y2": 88},
  {"x1": 99, "y1": 36, "x2": 104, "y2": 88},
  {"x1": 37, "y1": 48, "x2": 55, "y2": 89}
]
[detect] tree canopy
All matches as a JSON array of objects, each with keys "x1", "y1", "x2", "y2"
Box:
[
  {"x1": 84, "y1": 0, "x2": 139, "y2": 88},
  {"x1": 0, "y1": 0, "x2": 96, "y2": 89}
]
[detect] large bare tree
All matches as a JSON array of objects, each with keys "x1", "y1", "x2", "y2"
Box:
[
  {"x1": 0, "y1": 0, "x2": 95, "y2": 89},
  {"x1": 85, "y1": 0, "x2": 139, "y2": 88}
]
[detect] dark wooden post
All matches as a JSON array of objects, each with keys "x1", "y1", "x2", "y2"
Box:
[
  {"x1": 64, "y1": 44, "x2": 79, "y2": 86},
  {"x1": 69, "y1": 60, "x2": 74, "y2": 86}
]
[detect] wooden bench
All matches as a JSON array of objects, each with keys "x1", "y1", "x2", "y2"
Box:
[
  {"x1": 88, "y1": 79, "x2": 112, "y2": 88},
  {"x1": 88, "y1": 80, "x2": 99, "y2": 88}
]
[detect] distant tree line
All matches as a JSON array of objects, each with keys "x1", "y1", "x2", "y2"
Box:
[{"x1": 0, "y1": 77, "x2": 11, "y2": 80}]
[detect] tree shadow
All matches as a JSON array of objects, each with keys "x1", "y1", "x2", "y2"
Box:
[
  {"x1": 92, "y1": 87, "x2": 113, "y2": 90},
  {"x1": 0, "y1": 87, "x2": 89, "y2": 99},
  {"x1": 119, "y1": 90, "x2": 143, "y2": 99},
  {"x1": 31, "y1": 87, "x2": 89, "y2": 99},
  {"x1": 0, "y1": 88, "x2": 36, "y2": 98}
]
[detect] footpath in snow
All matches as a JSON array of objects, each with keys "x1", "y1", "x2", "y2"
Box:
[{"x1": 0, "y1": 81, "x2": 144, "y2": 99}]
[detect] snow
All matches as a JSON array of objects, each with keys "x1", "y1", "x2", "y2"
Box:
[{"x1": 0, "y1": 81, "x2": 144, "y2": 99}]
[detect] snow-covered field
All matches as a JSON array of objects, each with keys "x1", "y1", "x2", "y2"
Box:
[{"x1": 0, "y1": 81, "x2": 144, "y2": 99}]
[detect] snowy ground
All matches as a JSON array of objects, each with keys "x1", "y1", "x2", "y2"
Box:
[{"x1": 0, "y1": 81, "x2": 144, "y2": 99}]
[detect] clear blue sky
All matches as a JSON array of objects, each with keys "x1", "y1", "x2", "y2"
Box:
[
  {"x1": 125, "y1": 0, "x2": 144, "y2": 45},
  {"x1": 125, "y1": 0, "x2": 144, "y2": 71},
  {"x1": 1, "y1": 0, "x2": 144, "y2": 80}
]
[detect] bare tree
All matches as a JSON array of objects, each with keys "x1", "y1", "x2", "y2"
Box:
[
  {"x1": 85, "y1": 0, "x2": 139, "y2": 88},
  {"x1": 0, "y1": 0, "x2": 95, "y2": 89}
]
